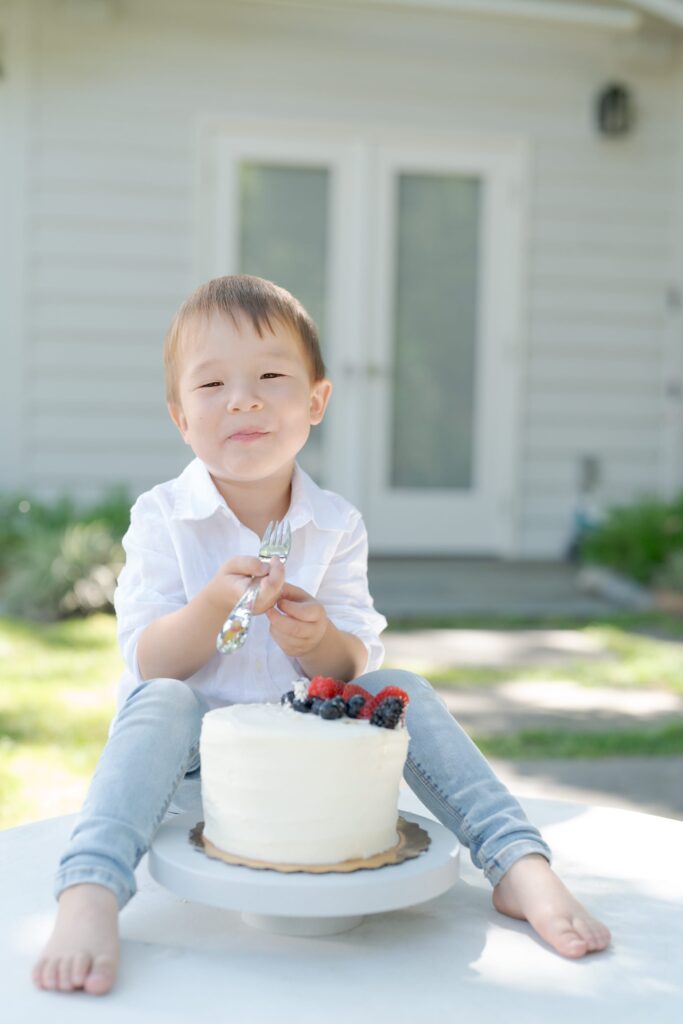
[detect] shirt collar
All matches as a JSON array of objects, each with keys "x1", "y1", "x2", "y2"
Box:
[{"x1": 172, "y1": 457, "x2": 347, "y2": 532}]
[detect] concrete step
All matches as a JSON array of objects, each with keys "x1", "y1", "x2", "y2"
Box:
[{"x1": 369, "y1": 558, "x2": 618, "y2": 617}]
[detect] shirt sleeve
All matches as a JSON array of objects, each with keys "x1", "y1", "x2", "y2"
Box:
[
  {"x1": 315, "y1": 510, "x2": 387, "y2": 674},
  {"x1": 114, "y1": 492, "x2": 187, "y2": 683}
]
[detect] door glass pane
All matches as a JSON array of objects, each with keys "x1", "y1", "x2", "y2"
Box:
[
  {"x1": 391, "y1": 173, "x2": 480, "y2": 489},
  {"x1": 238, "y1": 162, "x2": 329, "y2": 483}
]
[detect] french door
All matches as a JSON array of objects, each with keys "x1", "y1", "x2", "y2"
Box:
[{"x1": 199, "y1": 124, "x2": 526, "y2": 554}]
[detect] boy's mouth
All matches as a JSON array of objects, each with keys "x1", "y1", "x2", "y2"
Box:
[{"x1": 227, "y1": 430, "x2": 269, "y2": 442}]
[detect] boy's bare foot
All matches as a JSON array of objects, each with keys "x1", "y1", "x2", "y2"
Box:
[
  {"x1": 32, "y1": 883, "x2": 120, "y2": 995},
  {"x1": 492, "y1": 854, "x2": 611, "y2": 959}
]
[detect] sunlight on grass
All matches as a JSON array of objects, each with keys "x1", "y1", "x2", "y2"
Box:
[
  {"x1": 2, "y1": 610, "x2": 683, "y2": 831},
  {"x1": 385, "y1": 619, "x2": 683, "y2": 694},
  {"x1": 474, "y1": 722, "x2": 683, "y2": 760},
  {"x1": 0, "y1": 615, "x2": 118, "y2": 829}
]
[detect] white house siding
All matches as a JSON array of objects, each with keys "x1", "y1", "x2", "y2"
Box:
[{"x1": 4, "y1": 0, "x2": 683, "y2": 555}]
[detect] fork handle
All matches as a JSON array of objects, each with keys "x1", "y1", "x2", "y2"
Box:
[{"x1": 216, "y1": 577, "x2": 261, "y2": 654}]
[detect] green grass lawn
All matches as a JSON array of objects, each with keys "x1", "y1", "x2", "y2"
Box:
[
  {"x1": 387, "y1": 612, "x2": 683, "y2": 693},
  {"x1": 1, "y1": 611, "x2": 683, "y2": 831},
  {"x1": 0, "y1": 615, "x2": 119, "y2": 830}
]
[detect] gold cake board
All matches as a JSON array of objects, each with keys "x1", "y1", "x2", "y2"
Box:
[{"x1": 189, "y1": 815, "x2": 430, "y2": 874}]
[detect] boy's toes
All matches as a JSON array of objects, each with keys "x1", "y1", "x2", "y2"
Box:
[
  {"x1": 40, "y1": 958, "x2": 60, "y2": 990},
  {"x1": 31, "y1": 958, "x2": 47, "y2": 990},
  {"x1": 83, "y1": 954, "x2": 116, "y2": 996},
  {"x1": 58, "y1": 955, "x2": 78, "y2": 991},
  {"x1": 71, "y1": 952, "x2": 92, "y2": 988},
  {"x1": 585, "y1": 921, "x2": 612, "y2": 953},
  {"x1": 545, "y1": 914, "x2": 610, "y2": 958}
]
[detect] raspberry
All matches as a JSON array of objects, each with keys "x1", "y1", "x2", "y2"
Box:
[
  {"x1": 341, "y1": 683, "x2": 372, "y2": 703},
  {"x1": 357, "y1": 694, "x2": 384, "y2": 719},
  {"x1": 375, "y1": 686, "x2": 410, "y2": 708},
  {"x1": 358, "y1": 686, "x2": 410, "y2": 721},
  {"x1": 308, "y1": 676, "x2": 345, "y2": 700}
]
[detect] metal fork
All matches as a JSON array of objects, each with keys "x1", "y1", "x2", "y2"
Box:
[{"x1": 216, "y1": 519, "x2": 292, "y2": 654}]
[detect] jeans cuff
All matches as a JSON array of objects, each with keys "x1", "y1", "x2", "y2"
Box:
[
  {"x1": 485, "y1": 837, "x2": 553, "y2": 888},
  {"x1": 54, "y1": 866, "x2": 133, "y2": 911}
]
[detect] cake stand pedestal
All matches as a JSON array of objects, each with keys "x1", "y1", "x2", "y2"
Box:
[{"x1": 148, "y1": 809, "x2": 460, "y2": 936}]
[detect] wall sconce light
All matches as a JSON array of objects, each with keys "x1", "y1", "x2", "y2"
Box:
[{"x1": 595, "y1": 83, "x2": 635, "y2": 137}]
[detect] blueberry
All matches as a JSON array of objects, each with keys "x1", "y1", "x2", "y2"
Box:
[
  {"x1": 280, "y1": 690, "x2": 295, "y2": 706},
  {"x1": 319, "y1": 699, "x2": 344, "y2": 720},
  {"x1": 346, "y1": 695, "x2": 366, "y2": 718},
  {"x1": 310, "y1": 698, "x2": 325, "y2": 714},
  {"x1": 292, "y1": 699, "x2": 312, "y2": 714}
]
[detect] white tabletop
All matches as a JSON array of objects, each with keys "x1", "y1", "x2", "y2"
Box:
[{"x1": 3, "y1": 789, "x2": 683, "y2": 1024}]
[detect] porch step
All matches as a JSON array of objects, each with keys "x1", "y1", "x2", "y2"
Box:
[{"x1": 368, "y1": 558, "x2": 619, "y2": 618}]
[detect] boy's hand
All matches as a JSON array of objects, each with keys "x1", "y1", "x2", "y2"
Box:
[
  {"x1": 265, "y1": 583, "x2": 328, "y2": 658},
  {"x1": 204, "y1": 556, "x2": 286, "y2": 616}
]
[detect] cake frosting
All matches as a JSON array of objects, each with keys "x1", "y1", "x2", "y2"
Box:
[{"x1": 200, "y1": 701, "x2": 409, "y2": 865}]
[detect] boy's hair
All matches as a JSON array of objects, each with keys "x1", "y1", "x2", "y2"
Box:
[{"x1": 164, "y1": 274, "x2": 326, "y2": 406}]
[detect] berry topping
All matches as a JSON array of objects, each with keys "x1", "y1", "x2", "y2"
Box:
[
  {"x1": 370, "y1": 697, "x2": 405, "y2": 729},
  {"x1": 280, "y1": 690, "x2": 295, "y2": 706},
  {"x1": 308, "y1": 676, "x2": 345, "y2": 700},
  {"x1": 357, "y1": 694, "x2": 382, "y2": 719},
  {"x1": 358, "y1": 687, "x2": 409, "y2": 723},
  {"x1": 319, "y1": 699, "x2": 344, "y2": 720},
  {"x1": 345, "y1": 694, "x2": 366, "y2": 718},
  {"x1": 293, "y1": 679, "x2": 310, "y2": 702},
  {"x1": 292, "y1": 698, "x2": 313, "y2": 714},
  {"x1": 341, "y1": 683, "x2": 373, "y2": 703},
  {"x1": 375, "y1": 686, "x2": 410, "y2": 708}
]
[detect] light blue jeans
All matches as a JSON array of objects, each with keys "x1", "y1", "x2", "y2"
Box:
[{"x1": 54, "y1": 669, "x2": 551, "y2": 910}]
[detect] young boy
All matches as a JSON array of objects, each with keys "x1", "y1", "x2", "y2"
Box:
[{"x1": 32, "y1": 274, "x2": 610, "y2": 996}]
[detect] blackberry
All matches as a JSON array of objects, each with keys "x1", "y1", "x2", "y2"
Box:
[
  {"x1": 319, "y1": 699, "x2": 344, "y2": 720},
  {"x1": 292, "y1": 699, "x2": 312, "y2": 714},
  {"x1": 346, "y1": 695, "x2": 366, "y2": 718},
  {"x1": 280, "y1": 690, "x2": 295, "y2": 706},
  {"x1": 370, "y1": 697, "x2": 404, "y2": 729}
]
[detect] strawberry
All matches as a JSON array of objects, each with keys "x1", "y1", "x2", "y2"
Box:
[
  {"x1": 341, "y1": 683, "x2": 372, "y2": 703},
  {"x1": 308, "y1": 676, "x2": 345, "y2": 700}
]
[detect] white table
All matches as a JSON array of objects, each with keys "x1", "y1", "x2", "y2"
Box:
[{"x1": 3, "y1": 789, "x2": 683, "y2": 1024}]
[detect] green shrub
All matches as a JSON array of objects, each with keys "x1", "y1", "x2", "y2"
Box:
[
  {"x1": 0, "y1": 522, "x2": 125, "y2": 621},
  {"x1": 0, "y1": 489, "x2": 130, "y2": 619},
  {"x1": 579, "y1": 493, "x2": 683, "y2": 584},
  {"x1": 654, "y1": 549, "x2": 683, "y2": 592}
]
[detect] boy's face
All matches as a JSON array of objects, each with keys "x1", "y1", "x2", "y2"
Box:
[{"x1": 168, "y1": 312, "x2": 331, "y2": 485}]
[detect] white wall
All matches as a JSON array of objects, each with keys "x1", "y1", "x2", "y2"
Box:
[{"x1": 4, "y1": 0, "x2": 683, "y2": 554}]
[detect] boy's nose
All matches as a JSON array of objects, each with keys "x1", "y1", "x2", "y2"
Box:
[{"x1": 225, "y1": 390, "x2": 263, "y2": 412}]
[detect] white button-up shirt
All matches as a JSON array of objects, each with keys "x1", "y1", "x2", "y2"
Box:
[{"x1": 114, "y1": 458, "x2": 387, "y2": 710}]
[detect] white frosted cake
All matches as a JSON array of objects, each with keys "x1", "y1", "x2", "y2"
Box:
[{"x1": 200, "y1": 685, "x2": 410, "y2": 865}]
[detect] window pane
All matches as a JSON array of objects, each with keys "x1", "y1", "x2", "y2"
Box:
[
  {"x1": 391, "y1": 173, "x2": 480, "y2": 489},
  {"x1": 238, "y1": 163, "x2": 329, "y2": 482}
]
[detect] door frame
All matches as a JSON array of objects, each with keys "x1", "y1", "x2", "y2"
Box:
[
  {"x1": 196, "y1": 119, "x2": 528, "y2": 554},
  {"x1": 364, "y1": 138, "x2": 528, "y2": 554}
]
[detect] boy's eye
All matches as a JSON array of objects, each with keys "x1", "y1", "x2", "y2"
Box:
[
  {"x1": 200, "y1": 381, "x2": 222, "y2": 388},
  {"x1": 261, "y1": 372, "x2": 284, "y2": 379}
]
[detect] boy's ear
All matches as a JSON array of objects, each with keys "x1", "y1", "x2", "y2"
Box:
[
  {"x1": 168, "y1": 402, "x2": 191, "y2": 444},
  {"x1": 310, "y1": 378, "x2": 332, "y2": 425}
]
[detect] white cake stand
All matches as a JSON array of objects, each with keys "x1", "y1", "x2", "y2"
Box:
[{"x1": 148, "y1": 809, "x2": 460, "y2": 936}]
